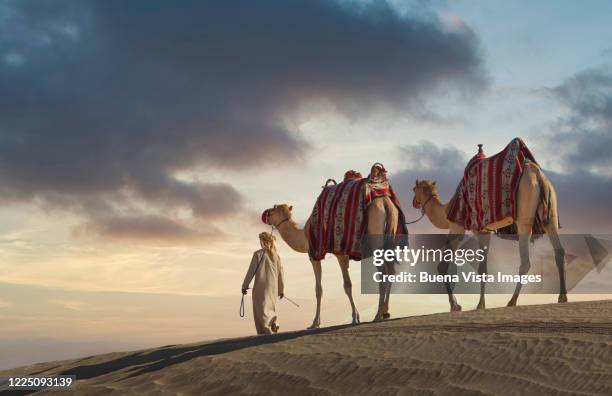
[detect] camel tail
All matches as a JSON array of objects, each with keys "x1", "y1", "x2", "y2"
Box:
[{"x1": 534, "y1": 165, "x2": 560, "y2": 234}]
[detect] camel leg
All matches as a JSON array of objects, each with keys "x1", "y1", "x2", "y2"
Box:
[
  {"x1": 372, "y1": 256, "x2": 393, "y2": 322},
  {"x1": 337, "y1": 255, "x2": 360, "y2": 324},
  {"x1": 508, "y1": 165, "x2": 540, "y2": 307},
  {"x1": 548, "y1": 230, "x2": 568, "y2": 303},
  {"x1": 507, "y1": 226, "x2": 531, "y2": 307},
  {"x1": 438, "y1": 258, "x2": 462, "y2": 312},
  {"x1": 308, "y1": 259, "x2": 322, "y2": 329},
  {"x1": 541, "y1": 165, "x2": 567, "y2": 303},
  {"x1": 382, "y1": 261, "x2": 394, "y2": 319},
  {"x1": 382, "y1": 197, "x2": 398, "y2": 320},
  {"x1": 476, "y1": 232, "x2": 490, "y2": 310},
  {"x1": 440, "y1": 227, "x2": 464, "y2": 312},
  {"x1": 373, "y1": 263, "x2": 389, "y2": 322},
  {"x1": 368, "y1": 198, "x2": 389, "y2": 322}
]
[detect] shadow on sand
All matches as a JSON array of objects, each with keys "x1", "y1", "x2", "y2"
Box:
[
  {"x1": 1, "y1": 324, "x2": 356, "y2": 396},
  {"x1": 60, "y1": 323, "x2": 358, "y2": 381},
  {"x1": 2, "y1": 319, "x2": 410, "y2": 395}
]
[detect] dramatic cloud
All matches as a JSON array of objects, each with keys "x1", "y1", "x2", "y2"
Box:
[
  {"x1": 544, "y1": 66, "x2": 612, "y2": 176},
  {"x1": 393, "y1": 65, "x2": 612, "y2": 234},
  {"x1": 0, "y1": 0, "x2": 486, "y2": 242},
  {"x1": 536, "y1": 65, "x2": 612, "y2": 233},
  {"x1": 547, "y1": 170, "x2": 612, "y2": 233},
  {"x1": 72, "y1": 215, "x2": 220, "y2": 244},
  {"x1": 393, "y1": 141, "x2": 466, "y2": 197},
  {"x1": 398, "y1": 141, "x2": 466, "y2": 173}
]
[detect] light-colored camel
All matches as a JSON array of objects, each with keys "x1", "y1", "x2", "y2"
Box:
[
  {"x1": 263, "y1": 200, "x2": 399, "y2": 328},
  {"x1": 412, "y1": 160, "x2": 567, "y2": 311}
]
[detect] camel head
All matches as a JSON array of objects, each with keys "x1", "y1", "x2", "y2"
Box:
[
  {"x1": 262, "y1": 204, "x2": 293, "y2": 227},
  {"x1": 412, "y1": 179, "x2": 438, "y2": 209}
]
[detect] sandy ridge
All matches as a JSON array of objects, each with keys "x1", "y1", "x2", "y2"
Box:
[{"x1": 1, "y1": 300, "x2": 611, "y2": 395}]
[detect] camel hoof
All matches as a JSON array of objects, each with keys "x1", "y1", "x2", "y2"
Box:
[
  {"x1": 382, "y1": 313, "x2": 391, "y2": 319},
  {"x1": 476, "y1": 303, "x2": 486, "y2": 310},
  {"x1": 352, "y1": 313, "x2": 360, "y2": 325},
  {"x1": 507, "y1": 299, "x2": 517, "y2": 307},
  {"x1": 450, "y1": 304, "x2": 462, "y2": 312},
  {"x1": 558, "y1": 294, "x2": 568, "y2": 303},
  {"x1": 372, "y1": 313, "x2": 384, "y2": 322},
  {"x1": 307, "y1": 319, "x2": 320, "y2": 329}
]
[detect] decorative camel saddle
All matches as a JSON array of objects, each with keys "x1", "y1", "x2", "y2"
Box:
[
  {"x1": 308, "y1": 164, "x2": 408, "y2": 261},
  {"x1": 446, "y1": 137, "x2": 540, "y2": 233}
]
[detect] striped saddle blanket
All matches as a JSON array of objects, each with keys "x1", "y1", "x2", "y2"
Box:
[
  {"x1": 446, "y1": 138, "x2": 538, "y2": 232},
  {"x1": 308, "y1": 166, "x2": 407, "y2": 261}
]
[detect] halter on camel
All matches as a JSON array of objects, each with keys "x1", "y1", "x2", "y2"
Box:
[
  {"x1": 261, "y1": 205, "x2": 289, "y2": 231},
  {"x1": 407, "y1": 184, "x2": 437, "y2": 225}
]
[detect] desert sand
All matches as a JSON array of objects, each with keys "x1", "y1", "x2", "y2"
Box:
[{"x1": 2, "y1": 300, "x2": 611, "y2": 395}]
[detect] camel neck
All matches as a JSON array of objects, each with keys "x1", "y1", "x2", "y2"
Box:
[
  {"x1": 424, "y1": 195, "x2": 450, "y2": 230},
  {"x1": 276, "y1": 219, "x2": 309, "y2": 254}
]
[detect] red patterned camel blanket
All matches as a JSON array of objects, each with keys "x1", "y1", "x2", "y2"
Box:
[
  {"x1": 308, "y1": 165, "x2": 408, "y2": 261},
  {"x1": 446, "y1": 138, "x2": 540, "y2": 233}
]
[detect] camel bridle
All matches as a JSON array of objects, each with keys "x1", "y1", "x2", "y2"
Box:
[
  {"x1": 273, "y1": 217, "x2": 289, "y2": 228},
  {"x1": 406, "y1": 191, "x2": 436, "y2": 225},
  {"x1": 264, "y1": 207, "x2": 290, "y2": 231}
]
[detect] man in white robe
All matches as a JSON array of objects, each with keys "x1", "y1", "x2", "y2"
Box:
[{"x1": 242, "y1": 233, "x2": 284, "y2": 334}]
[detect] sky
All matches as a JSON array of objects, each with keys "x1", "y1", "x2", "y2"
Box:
[{"x1": 1, "y1": 0, "x2": 612, "y2": 369}]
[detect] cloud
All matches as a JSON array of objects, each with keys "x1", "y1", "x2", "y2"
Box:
[
  {"x1": 398, "y1": 141, "x2": 466, "y2": 173},
  {"x1": 543, "y1": 66, "x2": 612, "y2": 175},
  {"x1": 390, "y1": 141, "x2": 467, "y2": 232},
  {"x1": 49, "y1": 299, "x2": 102, "y2": 312},
  {"x1": 391, "y1": 65, "x2": 612, "y2": 234},
  {"x1": 538, "y1": 65, "x2": 612, "y2": 233},
  {"x1": 0, "y1": 299, "x2": 12, "y2": 309},
  {"x1": 547, "y1": 170, "x2": 612, "y2": 233},
  {"x1": 73, "y1": 215, "x2": 221, "y2": 244},
  {"x1": 0, "y1": 0, "x2": 486, "y2": 242},
  {"x1": 393, "y1": 140, "x2": 466, "y2": 198}
]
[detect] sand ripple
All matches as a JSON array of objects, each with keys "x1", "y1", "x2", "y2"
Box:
[{"x1": 2, "y1": 300, "x2": 611, "y2": 395}]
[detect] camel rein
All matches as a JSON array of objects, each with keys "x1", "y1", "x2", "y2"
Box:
[{"x1": 265, "y1": 217, "x2": 288, "y2": 238}]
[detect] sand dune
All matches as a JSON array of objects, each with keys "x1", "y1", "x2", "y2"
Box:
[{"x1": 2, "y1": 300, "x2": 611, "y2": 395}]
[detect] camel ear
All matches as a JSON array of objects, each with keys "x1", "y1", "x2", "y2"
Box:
[
  {"x1": 432, "y1": 181, "x2": 436, "y2": 186},
  {"x1": 415, "y1": 179, "x2": 419, "y2": 185},
  {"x1": 289, "y1": 205, "x2": 293, "y2": 211}
]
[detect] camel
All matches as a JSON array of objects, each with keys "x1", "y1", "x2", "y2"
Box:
[
  {"x1": 262, "y1": 198, "x2": 399, "y2": 328},
  {"x1": 412, "y1": 150, "x2": 567, "y2": 311}
]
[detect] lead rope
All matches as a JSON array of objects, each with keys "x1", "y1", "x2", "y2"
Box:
[
  {"x1": 404, "y1": 209, "x2": 426, "y2": 225},
  {"x1": 239, "y1": 294, "x2": 245, "y2": 317},
  {"x1": 404, "y1": 194, "x2": 434, "y2": 225}
]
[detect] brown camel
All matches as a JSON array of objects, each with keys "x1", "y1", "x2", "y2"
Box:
[
  {"x1": 263, "y1": 200, "x2": 399, "y2": 328},
  {"x1": 412, "y1": 161, "x2": 567, "y2": 311}
]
